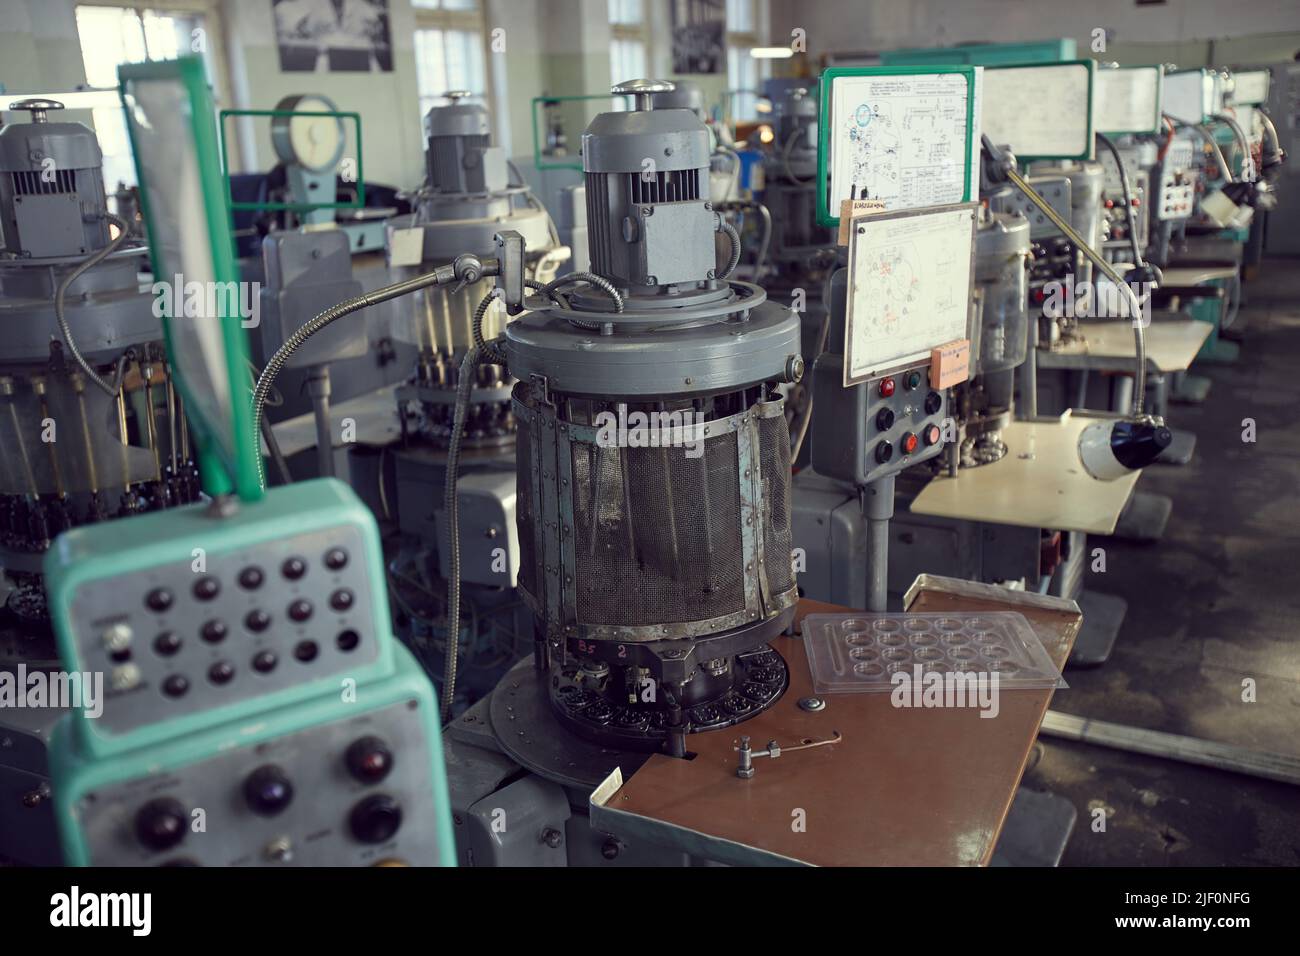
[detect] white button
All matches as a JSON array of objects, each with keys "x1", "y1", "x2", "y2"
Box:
[
  {"x1": 110, "y1": 663, "x2": 141, "y2": 691},
  {"x1": 102, "y1": 622, "x2": 133, "y2": 653}
]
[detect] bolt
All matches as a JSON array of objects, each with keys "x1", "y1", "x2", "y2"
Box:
[{"x1": 541, "y1": 827, "x2": 563, "y2": 848}]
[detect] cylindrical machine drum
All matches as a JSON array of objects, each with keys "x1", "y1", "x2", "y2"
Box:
[
  {"x1": 973, "y1": 211, "x2": 1031, "y2": 375},
  {"x1": 513, "y1": 390, "x2": 796, "y2": 639}
]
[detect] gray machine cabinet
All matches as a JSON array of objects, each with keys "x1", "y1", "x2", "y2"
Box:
[
  {"x1": 810, "y1": 352, "x2": 949, "y2": 486},
  {"x1": 792, "y1": 470, "x2": 1043, "y2": 608},
  {"x1": 258, "y1": 229, "x2": 368, "y2": 368}
]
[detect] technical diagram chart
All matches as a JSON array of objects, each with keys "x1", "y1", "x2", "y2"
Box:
[
  {"x1": 844, "y1": 203, "x2": 978, "y2": 384},
  {"x1": 1095, "y1": 66, "x2": 1163, "y2": 135},
  {"x1": 821, "y1": 67, "x2": 979, "y2": 226}
]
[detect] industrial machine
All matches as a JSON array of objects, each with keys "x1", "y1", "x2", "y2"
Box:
[
  {"x1": 796, "y1": 62, "x2": 1167, "y2": 657},
  {"x1": 253, "y1": 78, "x2": 804, "y2": 864},
  {"x1": 761, "y1": 83, "x2": 836, "y2": 298},
  {"x1": 498, "y1": 78, "x2": 801, "y2": 761},
  {"x1": 0, "y1": 98, "x2": 199, "y2": 864},
  {"x1": 45, "y1": 56, "x2": 454, "y2": 867},
  {"x1": 380, "y1": 93, "x2": 569, "y2": 706},
  {"x1": 0, "y1": 98, "x2": 199, "y2": 645}
]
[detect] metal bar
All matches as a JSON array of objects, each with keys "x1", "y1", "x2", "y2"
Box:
[{"x1": 1040, "y1": 710, "x2": 1300, "y2": 787}]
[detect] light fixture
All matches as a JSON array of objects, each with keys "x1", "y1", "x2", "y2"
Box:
[{"x1": 749, "y1": 46, "x2": 794, "y2": 59}]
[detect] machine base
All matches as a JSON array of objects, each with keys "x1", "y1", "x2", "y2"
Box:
[{"x1": 1067, "y1": 590, "x2": 1128, "y2": 667}]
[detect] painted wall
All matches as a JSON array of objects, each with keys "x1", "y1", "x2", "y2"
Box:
[{"x1": 768, "y1": 0, "x2": 1300, "y2": 60}]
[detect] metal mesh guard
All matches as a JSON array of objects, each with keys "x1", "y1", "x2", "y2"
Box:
[
  {"x1": 571, "y1": 433, "x2": 746, "y2": 626},
  {"x1": 516, "y1": 393, "x2": 796, "y2": 637}
]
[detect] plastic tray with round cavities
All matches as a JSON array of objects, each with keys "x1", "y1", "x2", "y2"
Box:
[{"x1": 801, "y1": 612, "x2": 1066, "y2": 693}]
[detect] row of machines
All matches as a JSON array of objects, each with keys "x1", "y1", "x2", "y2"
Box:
[
  {"x1": 3, "y1": 46, "x2": 1282, "y2": 866},
  {"x1": 792, "y1": 57, "x2": 1284, "y2": 659}
]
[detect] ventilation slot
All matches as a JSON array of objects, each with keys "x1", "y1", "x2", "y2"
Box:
[
  {"x1": 11, "y1": 168, "x2": 77, "y2": 195},
  {"x1": 627, "y1": 168, "x2": 699, "y2": 206},
  {"x1": 585, "y1": 171, "x2": 614, "y2": 276}
]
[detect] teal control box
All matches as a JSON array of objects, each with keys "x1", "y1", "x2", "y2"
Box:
[{"x1": 46, "y1": 479, "x2": 456, "y2": 866}]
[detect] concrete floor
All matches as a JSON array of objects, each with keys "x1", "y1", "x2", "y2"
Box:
[{"x1": 1023, "y1": 256, "x2": 1300, "y2": 866}]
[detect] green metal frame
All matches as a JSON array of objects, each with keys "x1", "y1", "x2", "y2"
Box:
[
  {"x1": 218, "y1": 107, "x2": 365, "y2": 211},
  {"x1": 1096, "y1": 65, "x2": 1164, "y2": 137},
  {"x1": 816, "y1": 66, "x2": 978, "y2": 230},
  {"x1": 531, "y1": 93, "x2": 631, "y2": 170},
  {"x1": 881, "y1": 38, "x2": 1077, "y2": 67},
  {"x1": 44, "y1": 478, "x2": 397, "y2": 757},
  {"x1": 118, "y1": 56, "x2": 263, "y2": 503},
  {"x1": 984, "y1": 59, "x2": 1096, "y2": 161}
]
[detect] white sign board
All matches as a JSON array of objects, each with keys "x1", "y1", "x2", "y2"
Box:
[
  {"x1": 827, "y1": 70, "x2": 979, "y2": 216},
  {"x1": 843, "y1": 203, "x2": 977, "y2": 385},
  {"x1": 1232, "y1": 70, "x2": 1271, "y2": 106},
  {"x1": 982, "y1": 62, "x2": 1094, "y2": 159},
  {"x1": 1095, "y1": 67, "x2": 1162, "y2": 135},
  {"x1": 1162, "y1": 70, "x2": 1214, "y2": 124}
]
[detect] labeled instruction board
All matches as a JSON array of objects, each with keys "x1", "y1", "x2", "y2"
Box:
[
  {"x1": 843, "y1": 202, "x2": 978, "y2": 385},
  {"x1": 1162, "y1": 69, "x2": 1215, "y2": 124},
  {"x1": 1094, "y1": 66, "x2": 1163, "y2": 135},
  {"x1": 1232, "y1": 70, "x2": 1271, "y2": 106},
  {"x1": 818, "y1": 66, "x2": 980, "y2": 228},
  {"x1": 981, "y1": 60, "x2": 1095, "y2": 160}
]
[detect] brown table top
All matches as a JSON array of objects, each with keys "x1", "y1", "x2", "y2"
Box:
[{"x1": 599, "y1": 580, "x2": 1080, "y2": 866}]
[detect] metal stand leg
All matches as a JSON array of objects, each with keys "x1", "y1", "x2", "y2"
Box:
[
  {"x1": 862, "y1": 474, "x2": 895, "y2": 613},
  {"x1": 307, "y1": 364, "x2": 334, "y2": 479}
]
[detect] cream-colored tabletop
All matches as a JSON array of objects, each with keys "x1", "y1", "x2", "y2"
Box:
[
  {"x1": 910, "y1": 410, "x2": 1141, "y2": 535},
  {"x1": 1036, "y1": 319, "x2": 1212, "y2": 373}
]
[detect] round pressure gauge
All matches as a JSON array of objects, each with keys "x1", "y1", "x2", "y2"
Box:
[{"x1": 270, "y1": 94, "x2": 346, "y2": 173}]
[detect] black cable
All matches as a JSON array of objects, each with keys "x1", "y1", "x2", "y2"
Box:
[{"x1": 1095, "y1": 132, "x2": 1145, "y2": 266}]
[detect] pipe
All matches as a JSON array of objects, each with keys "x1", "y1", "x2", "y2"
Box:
[
  {"x1": 862, "y1": 474, "x2": 895, "y2": 612},
  {"x1": 717, "y1": 221, "x2": 742, "y2": 280},
  {"x1": 307, "y1": 365, "x2": 334, "y2": 478},
  {"x1": 54, "y1": 212, "x2": 131, "y2": 396},
  {"x1": 441, "y1": 344, "x2": 482, "y2": 722}
]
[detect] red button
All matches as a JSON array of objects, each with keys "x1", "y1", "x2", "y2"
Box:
[
  {"x1": 924, "y1": 424, "x2": 941, "y2": 446},
  {"x1": 878, "y1": 377, "x2": 896, "y2": 397},
  {"x1": 901, "y1": 432, "x2": 918, "y2": 454}
]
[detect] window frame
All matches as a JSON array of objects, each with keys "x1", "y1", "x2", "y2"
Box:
[
  {"x1": 726, "y1": 0, "x2": 768, "y2": 122},
  {"x1": 412, "y1": 0, "x2": 496, "y2": 132},
  {"x1": 72, "y1": 0, "x2": 241, "y2": 172}
]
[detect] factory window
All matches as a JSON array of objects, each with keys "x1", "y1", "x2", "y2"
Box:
[
  {"x1": 726, "y1": 0, "x2": 767, "y2": 121},
  {"x1": 610, "y1": 0, "x2": 649, "y2": 107},
  {"x1": 73, "y1": 3, "x2": 231, "y2": 190},
  {"x1": 414, "y1": 29, "x2": 487, "y2": 120},
  {"x1": 412, "y1": 0, "x2": 490, "y2": 127}
]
